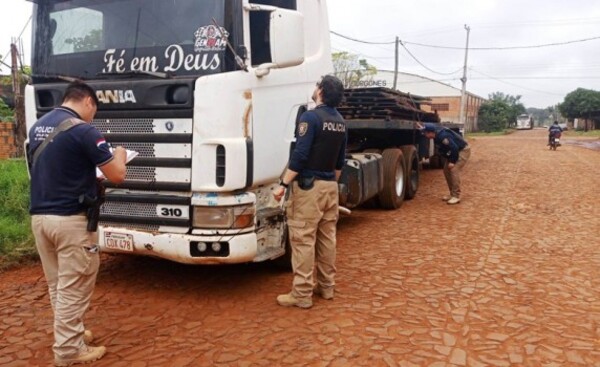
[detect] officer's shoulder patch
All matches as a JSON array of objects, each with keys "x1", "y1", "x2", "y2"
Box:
[
  {"x1": 298, "y1": 122, "x2": 309, "y2": 137},
  {"x1": 442, "y1": 138, "x2": 450, "y2": 145}
]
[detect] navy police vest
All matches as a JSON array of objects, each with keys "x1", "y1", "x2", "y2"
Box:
[{"x1": 305, "y1": 107, "x2": 346, "y2": 172}]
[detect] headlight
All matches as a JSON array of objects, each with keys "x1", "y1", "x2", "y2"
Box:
[{"x1": 192, "y1": 205, "x2": 255, "y2": 229}]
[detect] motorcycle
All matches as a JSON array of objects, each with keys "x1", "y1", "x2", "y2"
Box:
[{"x1": 549, "y1": 132, "x2": 561, "y2": 151}]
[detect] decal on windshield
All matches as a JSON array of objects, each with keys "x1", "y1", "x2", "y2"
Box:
[
  {"x1": 194, "y1": 25, "x2": 229, "y2": 53},
  {"x1": 101, "y1": 24, "x2": 230, "y2": 75}
]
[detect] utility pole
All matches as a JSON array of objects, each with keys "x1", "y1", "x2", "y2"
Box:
[
  {"x1": 458, "y1": 25, "x2": 470, "y2": 131},
  {"x1": 393, "y1": 36, "x2": 399, "y2": 91},
  {"x1": 11, "y1": 40, "x2": 25, "y2": 157}
]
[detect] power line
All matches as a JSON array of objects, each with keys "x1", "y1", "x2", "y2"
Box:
[
  {"x1": 331, "y1": 31, "x2": 396, "y2": 45},
  {"x1": 1, "y1": 15, "x2": 32, "y2": 65},
  {"x1": 405, "y1": 35, "x2": 600, "y2": 50},
  {"x1": 332, "y1": 30, "x2": 600, "y2": 51},
  {"x1": 469, "y1": 68, "x2": 565, "y2": 96},
  {"x1": 400, "y1": 42, "x2": 462, "y2": 76},
  {"x1": 331, "y1": 44, "x2": 395, "y2": 60}
]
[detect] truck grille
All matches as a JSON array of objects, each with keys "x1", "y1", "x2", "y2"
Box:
[
  {"x1": 93, "y1": 119, "x2": 154, "y2": 133},
  {"x1": 101, "y1": 202, "x2": 158, "y2": 218},
  {"x1": 126, "y1": 167, "x2": 157, "y2": 181},
  {"x1": 115, "y1": 142, "x2": 156, "y2": 157},
  {"x1": 100, "y1": 221, "x2": 159, "y2": 232},
  {"x1": 93, "y1": 117, "x2": 193, "y2": 229}
]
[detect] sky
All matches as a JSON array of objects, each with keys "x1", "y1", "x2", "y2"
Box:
[
  {"x1": 2, "y1": 1, "x2": 600, "y2": 108},
  {"x1": 327, "y1": 0, "x2": 600, "y2": 108}
]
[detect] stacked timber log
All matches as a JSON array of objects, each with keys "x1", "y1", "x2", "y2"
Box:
[{"x1": 338, "y1": 87, "x2": 440, "y2": 122}]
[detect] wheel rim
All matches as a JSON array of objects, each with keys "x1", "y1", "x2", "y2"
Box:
[{"x1": 395, "y1": 161, "x2": 405, "y2": 196}]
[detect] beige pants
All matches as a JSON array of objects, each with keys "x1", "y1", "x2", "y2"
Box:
[
  {"x1": 31, "y1": 214, "x2": 100, "y2": 358},
  {"x1": 443, "y1": 146, "x2": 471, "y2": 198},
  {"x1": 286, "y1": 180, "x2": 339, "y2": 300}
]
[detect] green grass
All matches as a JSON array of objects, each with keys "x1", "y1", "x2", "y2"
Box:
[
  {"x1": 0, "y1": 159, "x2": 37, "y2": 270},
  {"x1": 565, "y1": 129, "x2": 600, "y2": 138}
]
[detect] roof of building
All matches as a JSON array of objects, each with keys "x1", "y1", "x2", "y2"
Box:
[{"x1": 374, "y1": 70, "x2": 486, "y2": 101}]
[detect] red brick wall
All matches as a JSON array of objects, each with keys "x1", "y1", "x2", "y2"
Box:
[
  {"x1": 0, "y1": 122, "x2": 17, "y2": 159},
  {"x1": 422, "y1": 97, "x2": 462, "y2": 122},
  {"x1": 422, "y1": 96, "x2": 485, "y2": 132}
]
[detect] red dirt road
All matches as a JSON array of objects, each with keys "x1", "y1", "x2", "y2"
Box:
[{"x1": 1, "y1": 129, "x2": 599, "y2": 366}]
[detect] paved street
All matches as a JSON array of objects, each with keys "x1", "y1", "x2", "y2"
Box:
[{"x1": 1, "y1": 129, "x2": 599, "y2": 366}]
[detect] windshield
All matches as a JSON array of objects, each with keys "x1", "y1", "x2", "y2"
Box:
[{"x1": 31, "y1": 0, "x2": 243, "y2": 80}]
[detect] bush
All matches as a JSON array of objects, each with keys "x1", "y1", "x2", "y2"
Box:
[
  {"x1": 0, "y1": 159, "x2": 35, "y2": 266},
  {"x1": 0, "y1": 98, "x2": 14, "y2": 121},
  {"x1": 478, "y1": 100, "x2": 514, "y2": 132}
]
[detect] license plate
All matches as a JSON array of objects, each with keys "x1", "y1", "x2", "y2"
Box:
[{"x1": 104, "y1": 232, "x2": 134, "y2": 252}]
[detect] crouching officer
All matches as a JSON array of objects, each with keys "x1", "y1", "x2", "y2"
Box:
[
  {"x1": 273, "y1": 75, "x2": 347, "y2": 309},
  {"x1": 422, "y1": 123, "x2": 471, "y2": 205}
]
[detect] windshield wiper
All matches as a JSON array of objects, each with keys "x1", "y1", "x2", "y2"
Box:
[{"x1": 97, "y1": 70, "x2": 172, "y2": 79}]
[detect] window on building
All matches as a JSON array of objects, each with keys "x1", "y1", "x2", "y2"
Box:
[{"x1": 431, "y1": 103, "x2": 450, "y2": 112}]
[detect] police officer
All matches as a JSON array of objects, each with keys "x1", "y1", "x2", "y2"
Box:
[
  {"x1": 273, "y1": 75, "x2": 347, "y2": 309},
  {"x1": 28, "y1": 81, "x2": 127, "y2": 366},
  {"x1": 422, "y1": 123, "x2": 470, "y2": 205}
]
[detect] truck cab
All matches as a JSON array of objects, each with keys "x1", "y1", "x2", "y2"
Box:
[
  {"x1": 516, "y1": 114, "x2": 533, "y2": 130},
  {"x1": 25, "y1": 0, "x2": 332, "y2": 265}
]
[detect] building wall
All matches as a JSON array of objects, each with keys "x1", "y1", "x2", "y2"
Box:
[
  {"x1": 0, "y1": 122, "x2": 17, "y2": 159},
  {"x1": 421, "y1": 95, "x2": 484, "y2": 132}
]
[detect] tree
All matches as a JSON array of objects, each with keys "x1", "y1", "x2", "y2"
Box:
[
  {"x1": 0, "y1": 66, "x2": 29, "y2": 123},
  {"x1": 0, "y1": 98, "x2": 13, "y2": 122},
  {"x1": 477, "y1": 92, "x2": 527, "y2": 132},
  {"x1": 488, "y1": 92, "x2": 526, "y2": 127},
  {"x1": 478, "y1": 99, "x2": 513, "y2": 132},
  {"x1": 332, "y1": 52, "x2": 377, "y2": 88},
  {"x1": 558, "y1": 88, "x2": 600, "y2": 119},
  {"x1": 1, "y1": 66, "x2": 30, "y2": 87}
]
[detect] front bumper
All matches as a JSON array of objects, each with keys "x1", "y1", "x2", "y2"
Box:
[{"x1": 98, "y1": 225, "x2": 258, "y2": 265}]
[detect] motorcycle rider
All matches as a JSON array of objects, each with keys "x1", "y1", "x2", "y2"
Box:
[{"x1": 548, "y1": 121, "x2": 563, "y2": 146}]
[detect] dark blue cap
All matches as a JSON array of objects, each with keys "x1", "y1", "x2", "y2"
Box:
[{"x1": 422, "y1": 123, "x2": 436, "y2": 133}]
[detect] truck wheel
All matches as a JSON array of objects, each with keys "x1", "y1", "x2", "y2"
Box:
[
  {"x1": 428, "y1": 155, "x2": 441, "y2": 169},
  {"x1": 378, "y1": 148, "x2": 406, "y2": 209},
  {"x1": 400, "y1": 145, "x2": 419, "y2": 200}
]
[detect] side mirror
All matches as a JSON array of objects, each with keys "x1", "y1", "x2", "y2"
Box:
[{"x1": 253, "y1": 8, "x2": 305, "y2": 77}]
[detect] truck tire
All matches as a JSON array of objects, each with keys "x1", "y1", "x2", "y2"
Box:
[
  {"x1": 438, "y1": 155, "x2": 447, "y2": 168},
  {"x1": 428, "y1": 154, "x2": 441, "y2": 169},
  {"x1": 400, "y1": 145, "x2": 419, "y2": 200},
  {"x1": 378, "y1": 148, "x2": 406, "y2": 209}
]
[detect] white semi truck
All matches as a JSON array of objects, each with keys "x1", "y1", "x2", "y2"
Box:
[
  {"x1": 25, "y1": 0, "x2": 456, "y2": 267},
  {"x1": 516, "y1": 114, "x2": 534, "y2": 130}
]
